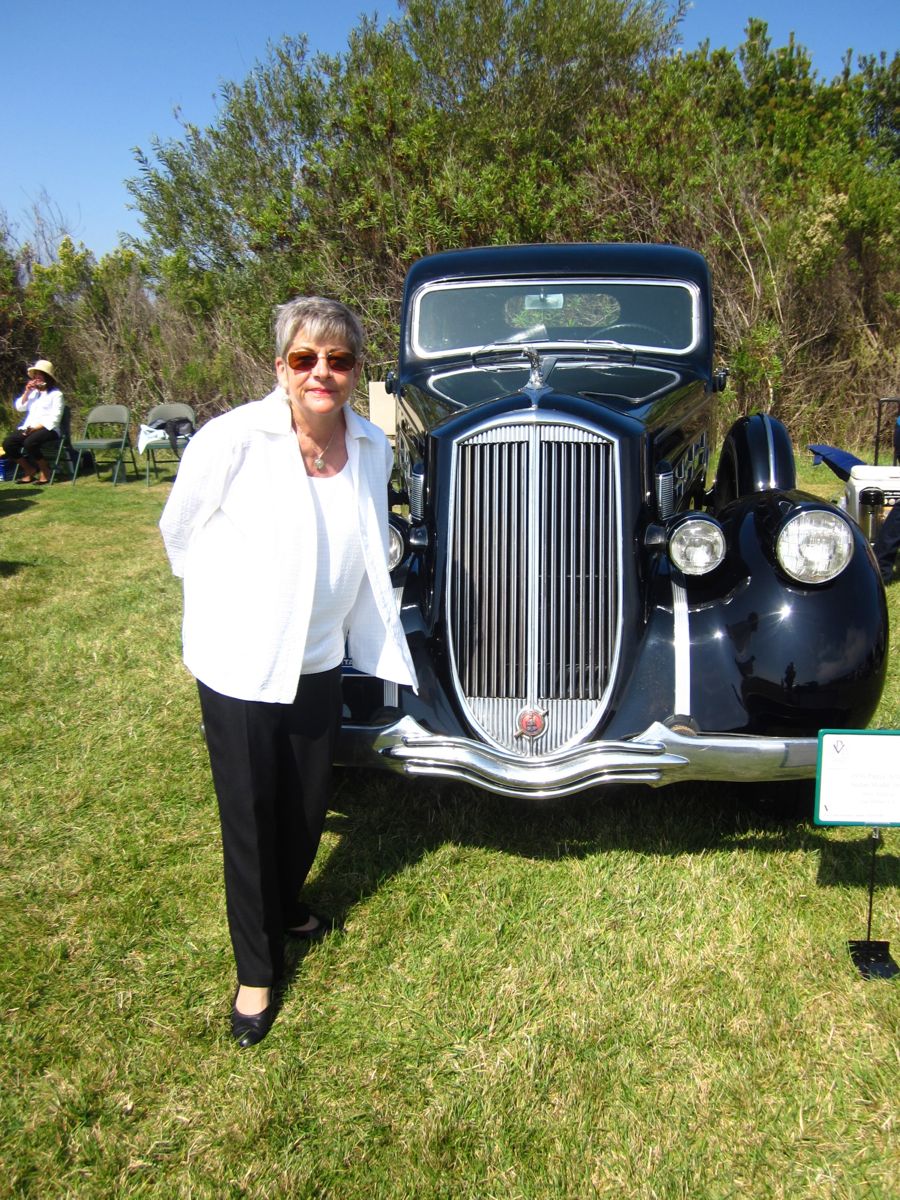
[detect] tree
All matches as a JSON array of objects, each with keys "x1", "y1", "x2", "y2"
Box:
[{"x1": 57, "y1": 3, "x2": 899, "y2": 443}]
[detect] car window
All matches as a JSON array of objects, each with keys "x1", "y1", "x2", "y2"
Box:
[{"x1": 412, "y1": 279, "x2": 699, "y2": 357}]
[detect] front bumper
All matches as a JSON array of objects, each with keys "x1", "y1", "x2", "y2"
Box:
[{"x1": 339, "y1": 716, "x2": 818, "y2": 799}]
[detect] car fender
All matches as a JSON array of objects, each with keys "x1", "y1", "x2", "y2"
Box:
[{"x1": 713, "y1": 414, "x2": 796, "y2": 511}]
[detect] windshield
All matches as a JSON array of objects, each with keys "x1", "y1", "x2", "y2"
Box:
[{"x1": 411, "y1": 278, "x2": 699, "y2": 358}]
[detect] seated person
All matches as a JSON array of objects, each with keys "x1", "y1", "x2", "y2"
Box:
[
  {"x1": 873, "y1": 502, "x2": 900, "y2": 586},
  {"x1": 3, "y1": 359, "x2": 64, "y2": 483}
]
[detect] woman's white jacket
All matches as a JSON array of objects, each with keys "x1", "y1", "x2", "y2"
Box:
[
  {"x1": 159, "y1": 388, "x2": 417, "y2": 702},
  {"x1": 15, "y1": 387, "x2": 64, "y2": 431}
]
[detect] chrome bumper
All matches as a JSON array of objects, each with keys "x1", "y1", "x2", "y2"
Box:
[{"x1": 340, "y1": 716, "x2": 818, "y2": 799}]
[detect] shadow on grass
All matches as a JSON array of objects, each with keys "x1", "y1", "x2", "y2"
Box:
[
  {"x1": 144, "y1": 469, "x2": 180, "y2": 487},
  {"x1": 0, "y1": 559, "x2": 39, "y2": 576},
  {"x1": 817, "y1": 832, "x2": 900, "y2": 888},
  {"x1": 292, "y1": 772, "x2": 898, "y2": 959},
  {"x1": 0, "y1": 484, "x2": 40, "y2": 515}
]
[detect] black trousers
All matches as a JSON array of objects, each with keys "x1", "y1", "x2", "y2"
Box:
[
  {"x1": 3, "y1": 427, "x2": 59, "y2": 470},
  {"x1": 197, "y1": 668, "x2": 343, "y2": 986}
]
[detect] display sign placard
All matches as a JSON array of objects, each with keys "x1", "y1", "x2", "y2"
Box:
[{"x1": 815, "y1": 730, "x2": 900, "y2": 827}]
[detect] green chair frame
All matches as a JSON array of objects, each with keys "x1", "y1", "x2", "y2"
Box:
[
  {"x1": 143, "y1": 402, "x2": 196, "y2": 485},
  {"x1": 71, "y1": 404, "x2": 138, "y2": 485}
]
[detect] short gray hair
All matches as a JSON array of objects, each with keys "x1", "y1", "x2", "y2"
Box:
[{"x1": 274, "y1": 296, "x2": 365, "y2": 361}]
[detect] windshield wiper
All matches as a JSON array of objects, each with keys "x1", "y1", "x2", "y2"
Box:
[
  {"x1": 470, "y1": 342, "x2": 539, "y2": 362},
  {"x1": 471, "y1": 337, "x2": 641, "y2": 359}
]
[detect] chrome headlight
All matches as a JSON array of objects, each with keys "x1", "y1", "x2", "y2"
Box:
[
  {"x1": 776, "y1": 509, "x2": 853, "y2": 583},
  {"x1": 668, "y1": 516, "x2": 726, "y2": 575},
  {"x1": 387, "y1": 522, "x2": 406, "y2": 571}
]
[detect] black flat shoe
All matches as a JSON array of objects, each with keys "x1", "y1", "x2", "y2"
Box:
[
  {"x1": 285, "y1": 912, "x2": 337, "y2": 942},
  {"x1": 231, "y1": 990, "x2": 275, "y2": 1048}
]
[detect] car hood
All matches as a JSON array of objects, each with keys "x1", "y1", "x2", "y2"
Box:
[{"x1": 419, "y1": 357, "x2": 698, "y2": 415}]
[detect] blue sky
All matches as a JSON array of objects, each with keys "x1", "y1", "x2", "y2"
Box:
[{"x1": 2, "y1": 0, "x2": 896, "y2": 258}]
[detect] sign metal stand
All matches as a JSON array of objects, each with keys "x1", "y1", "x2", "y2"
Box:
[
  {"x1": 816, "y1": 730, "x2": 899, "y2": 981},
  {"x1": 847, "y1": 828, "x2": 897, "y2": 980}
]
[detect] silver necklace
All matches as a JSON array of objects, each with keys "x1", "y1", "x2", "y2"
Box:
[{"x1": 312, "y1": 426, "x2": 338, "y2": 472}]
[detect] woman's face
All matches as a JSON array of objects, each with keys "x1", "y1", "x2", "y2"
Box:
[
  {"x1": 29, "y1": 372, "x2": 49, "y2": 390},
  {"x1": 275, "y1": 328, "x2": 361, "y2": 427}
]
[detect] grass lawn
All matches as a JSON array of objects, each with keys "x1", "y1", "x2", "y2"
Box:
[{"x1": 1, "y1": 462, "x2": 898, "y2": 1199}]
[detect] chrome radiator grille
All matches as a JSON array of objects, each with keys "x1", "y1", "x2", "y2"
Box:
[{"x1": 448, "y1": 420, "x2": 620, "y2": 756}]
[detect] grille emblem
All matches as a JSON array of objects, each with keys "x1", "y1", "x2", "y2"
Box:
[{"x1": 515, "y1": 706, "x2": 548, "y2": 739}]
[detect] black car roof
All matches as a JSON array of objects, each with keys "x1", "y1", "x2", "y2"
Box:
[{"x1": 403, "y1": 243, "x2": 711, "y2": 294}]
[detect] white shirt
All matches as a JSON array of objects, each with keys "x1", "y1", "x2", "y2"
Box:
[
  {"x1": 159, "y1": 387, "x2": 417, "y2": 702},
  {"x1": 303, "y1": 465, "x2": 365, "y2": 673},
  {"x1": 15, "y1": 387, "x2": 64, "y2": 431}
]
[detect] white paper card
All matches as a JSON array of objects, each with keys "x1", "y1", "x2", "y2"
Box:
[{"x1": 816, "y1": 730, "x2": 900, "y2": 827}]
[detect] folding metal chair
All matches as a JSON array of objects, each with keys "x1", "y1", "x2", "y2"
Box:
[
  {"x1": 71, "y1": 405, "x2": 138, "y2": 484},
  {"x1": 142, "y1": 402, "x2": 196, "y2": 485}
]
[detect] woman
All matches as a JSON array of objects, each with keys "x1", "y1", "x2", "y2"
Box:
[
  {"x1": 160, "y1": 297, "x2": 416, "y2": 1047},
  {"x1": 4, "y1": 359, "x2": 64, "y2": 483}
]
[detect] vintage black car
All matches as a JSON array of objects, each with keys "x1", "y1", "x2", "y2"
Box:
[{"x1": 339, "y1": 243, "x2": 889, "y2": 798}]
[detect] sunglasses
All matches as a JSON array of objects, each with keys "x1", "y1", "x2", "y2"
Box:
[{"x1": 286, "y1": 349, "x2": 358, "y2": 374}]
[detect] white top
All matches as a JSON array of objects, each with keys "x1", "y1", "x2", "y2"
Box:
[
  {"x1": 159, "y1": 387, "x2": 417, "y2": 703},
  {"x1": 303, "y1": 463, "x2": 365, "y2": 673},
  {"x1": 15, "y1": 387, "x2": 64, "y2": 432}
]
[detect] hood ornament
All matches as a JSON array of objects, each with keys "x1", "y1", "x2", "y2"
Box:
[{"x1": 524, "y1": 346, "x2": 544, "y2": 389}]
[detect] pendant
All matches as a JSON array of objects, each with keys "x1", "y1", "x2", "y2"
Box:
[{"x1": 314, "y1": 455, "x2": 325, "y2": 471}]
